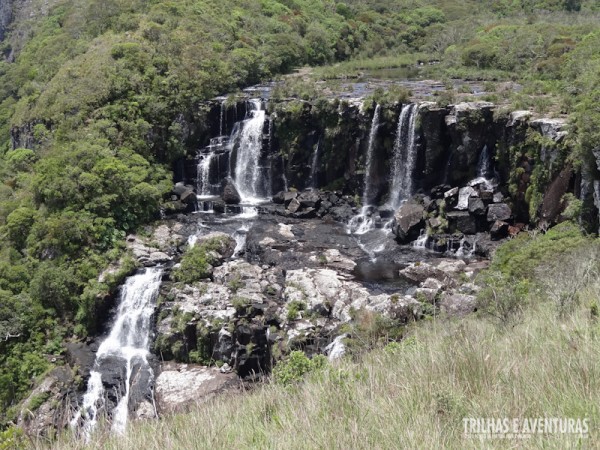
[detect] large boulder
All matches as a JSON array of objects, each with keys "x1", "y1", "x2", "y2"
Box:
[
  {"x1": 392, "y1": 202, "x2": 425, "y2": 243},
  {"x1": 439, "y1": 293, "x2": 477, "y2": 317},
  {"x1": 222, "y1": 178, "x2": 241, "y2": 204},
  {"x1": 487, "y1": 203, "x2": 512, "y2": 222},
  {"x1": 155, "y1": 364, "x2": 238, "y2": 414},
  {"x1": 297, "y1": 190, "x2": 321, "y2": 209},
  {"x1": 447, "y1": 211, "x2": 477, "y2": 234},
  {"x1": 468, "y1": 197, "x2": 486, "y2": 216}
]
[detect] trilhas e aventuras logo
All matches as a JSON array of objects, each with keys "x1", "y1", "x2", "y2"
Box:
[{"x1": 463, "y1": 417, "x2": 589, "y2": 439}]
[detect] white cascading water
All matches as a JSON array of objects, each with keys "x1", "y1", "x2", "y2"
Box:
[
  {"x1": 348, "y1": 104, "x2": 381, "y2": 234},
  {"x1": 197, "y1": 151, "x2": 216, "y2": 198},
  {"x1": 388, "y1": 103, "x2": 418, "y2": 210},
  {"x1": 309, "y1": 139, "x2": 321, "y2": 189},
  {"x1": 233, "y1": 99, "x2": 268, "y2": 203},
  {"x1": 219, "y1": 101, "x2": 225, "y2": 136},
  {"x1": 412, "y1": 229, "x2": 429, "y2": 250},
  {"x1": 72, "y1": 268, "x2": 163, "y2": 439},
  {"x1": 477, "y1": 144, "x2": 491, "y2": 179},
  {"x1": 233, "y1": 223, "x2": 251, "y2": 257}
]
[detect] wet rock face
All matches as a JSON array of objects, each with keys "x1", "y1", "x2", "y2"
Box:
[
  {"x1": 392, "y1": 201, "x2": 425, "y2": 243},
  {"x1": 222, "y1": 177, "x2": 242, "y2": 204}
]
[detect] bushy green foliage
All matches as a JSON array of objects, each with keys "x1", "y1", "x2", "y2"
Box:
[
  {"x1": 272, "y1": 351, "x2": 327, "y2": 386},
  {"x1": 489, "y1": 221, "x2": 588, "y2": 279},
  {"x1": 172, "y1": 237, "x2": 229, "y2": 284}
]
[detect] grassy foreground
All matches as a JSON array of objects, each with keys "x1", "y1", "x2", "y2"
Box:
[{"x1": 44, "y1": 246, "x2": 600, "y2": 449}]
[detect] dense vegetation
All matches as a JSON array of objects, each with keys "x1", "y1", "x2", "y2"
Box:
[{"x1": 0, "y1": 0, "x2": 599, "y2": 435}]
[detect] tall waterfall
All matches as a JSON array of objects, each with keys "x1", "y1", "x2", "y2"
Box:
[
  {"x1": 72, "y1": 268, "x2": 163, "y2": 438},
  {"x1": 362, "y1": 104, "x2": 381, "y2": 206},
  {"x1": 477, "y1": 144, "x2": 492, "y2": 179},
  {"x1": 219, "y1": 101, "x2": 225, "y2": 136},
  {"x1": 232, "y1": 99, "x2": 268, "y2": 203},
  {"x1": 388, "y1": 103, "x2": 418, "y2": 210},
  {"x1": 347, "y1": 104, "x2": 381, "y2": 234},
  {"x1": 309, "y1": 138, "x2": 321, "y2": 189},
  {"x1": 197, "y1": 151, "x2": 216, "y2": 197}
]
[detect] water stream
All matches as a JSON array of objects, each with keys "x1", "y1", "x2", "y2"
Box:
[{"x1": 72, "y1": 268, "x2": 163, "y2": 438}]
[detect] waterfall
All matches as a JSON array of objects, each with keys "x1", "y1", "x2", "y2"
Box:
[
  {"x1": 72, "y1": 268, "x2": 163, "y2": 438},
  {"x1": 388, "y1": 103, "x2": 418, "y2": 210},
  {"x1": 362, "y1": 104, "x2": 381, "y2": 206},
  {"x1": 309, "y1": 138, "x2": 321, "y2": 189},
  {"x1": 347, "y1": 105, "x2": 381, "y2": 235},
  {"x1": 219, "y1": 101, "x2": 225, "y2": 136},
  {"x1": 477, "y1": 145, "x2": 491, "y2": 179},
  {"x1": 197, "y1": 151, "x2": 216, "y2": 198},
  {"x1": 281, "y1": 155, "x2": 289, "y2": 192},
  {"x1": 412, "y1": 229, "x2": 429, "y2": 250},
  {"x1": 232, "y1": 224, "x2": 250, "y2": 257},
  {"x1": 232, "y1": 99, "x2": 268, "y2": 203}
]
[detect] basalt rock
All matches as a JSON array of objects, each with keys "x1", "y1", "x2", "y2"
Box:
[
  {"x1": 490, "y1": 220, "x2": 509, "y2": 240},
  {"x1": 392, "y1": 201, "x2": 425, "y2": 243},
  {"x1": 222, "y1": 178, "x2": 241, "y2": 204},
  {"x1": 487, "y1": 203, "x2": 512, "y2": 222}
]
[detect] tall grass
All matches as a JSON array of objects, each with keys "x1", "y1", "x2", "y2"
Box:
[{"x1": 44, "y1": 293, "x2": 599, "y2": 448}]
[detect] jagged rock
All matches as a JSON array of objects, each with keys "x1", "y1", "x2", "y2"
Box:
[
  {"x1": 480, "y1": 190, "x2": 493, "y2": 203},
  {"x1": 318, "y1": 249, "x2": 356, "y2": 272},
  {"x1": 400, "y1": 262, "x2": 454, "y2": 287},
  {"x1": 147, "y1": 252, "x2": 172, "y2": 266},
  {"x1": 414, "y1": 287, "x2": 438, "y2": 303},
  {"x1": 444, "y1": 187, "x2": 459, "y2": 199},
  {"x1": 65, "y1": 342, "x2": 95, "y2": 379},
  {"x1": 173, "y1": 182, "x2": 193, "y2": 197},
  {"x1": 439, "y1": 293, "x2": 477, "y2": 317},
  {"x1": 468, "y1": 197, "x2": 486, "y2": 215},
  {"x1": 283, "y1": 191, "x2": 298, "y2": 205},
  {"x1": 222, "y1": 178, "x2": 241, "y2": 204},
  {"x1": 155, "y1": 363, "x2": 238, "y2": 414},
  {"x1": 18, "y1": 367, "x2": 77, "y2": 438},
  {"x1": 436, "y1": 259, "x2": 467, "y2": 277},
  {"x1": 295, "y1": 207, "x2": 317, "y2": 218},
  {"x1": 422, "y1": 277, "x2": 445, "y2": 290},
  {"x1": 456, "y1": 187, "x2": 477, "y2": 210},
  {"x1": 287, "y1": 198, "x2": 301, "y2": 213},
  {"x1": 180, "y1": 193, "x2": 197, "y2": 210},
  {"x1": 392, "y1": 202, "x2": 425, "y2": 243},
  {"x1": 508, "y1": 110, "x2": 533, "y2": 126},
  {"x1": 487, "y1": 203, "x2": 512, "y2": 222},
  {"x1": 298, "y1": 190, "x2": 321, "y2": 209},
  {"x1": 234, "y1": 322, "x2": 270, "y2": 378},
  {"x1": 493, "y1": 192, "x2": 504, "y2": 203},
  {"x1": 213, "y1": 200, "x2": 226, "y2": 213},
  {"x1": 490, "y1": 220, "x2": 509, "y2": 240},
  {"x1": 447, "y1": 211, "x2": 476, "y2": 234},
  {"x1": 272, "y1": 191, "x2": 285, "y2": 204},
  {"x1": 324, "y1": 334, "x2": 348, "y2": 361}
]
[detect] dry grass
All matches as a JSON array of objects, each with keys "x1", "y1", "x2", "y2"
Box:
[{"x1": 43, "y1": 300, "x2": 599, "y2": 449}]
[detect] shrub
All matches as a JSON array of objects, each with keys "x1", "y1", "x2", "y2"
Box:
[
  {"x1": 172, "y1": 237, "x2": 228, "y2": 283},
  {"x1": 272, "y1": 351, "x2": 327, "y2": 386}
]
